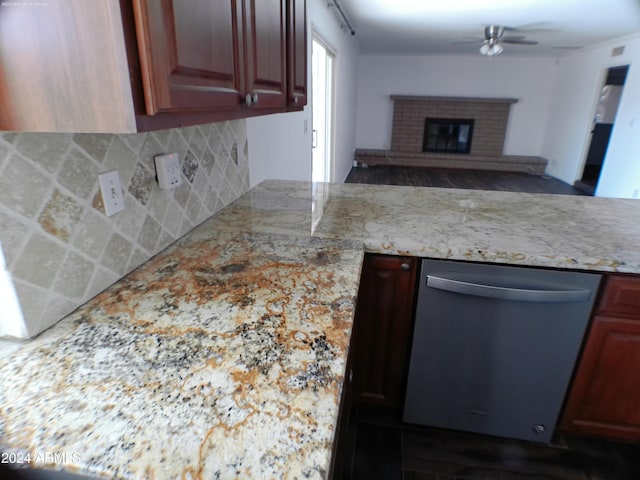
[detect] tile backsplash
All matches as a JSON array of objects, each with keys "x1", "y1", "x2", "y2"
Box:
[{"x1": 0, "y1": 120, "x2": 250, "y2": 338}]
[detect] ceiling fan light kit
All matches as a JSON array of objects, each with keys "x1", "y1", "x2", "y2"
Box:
[
  {"x1": 479, "y1": 40, "x2": 504, "y2": 56},
  {"x1": 476, "y1": 24, "x2": 537, "y2": 56}
]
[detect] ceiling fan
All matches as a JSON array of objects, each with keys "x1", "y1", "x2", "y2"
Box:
[{"x1": 458, "y1": 25, "x2": 539, "y2": 56}]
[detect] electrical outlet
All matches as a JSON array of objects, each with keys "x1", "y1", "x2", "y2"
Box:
[
  {"x1": 98, "y1": 170, "x2": 125, "y2": 217},
  {"x1": 155, "y1": 153, "x2": 182, "y2": 189}
]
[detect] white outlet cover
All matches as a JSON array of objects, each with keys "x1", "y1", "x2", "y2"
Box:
[
  {"x1": 155, "y1": 153, "x2": 183, "y2": 189},
  {"x1": 98, "y1": 170, "x2": 126, "y2": 217}
]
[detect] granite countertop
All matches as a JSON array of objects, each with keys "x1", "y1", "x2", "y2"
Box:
[{"x1": 2, "y1": 180, "x2": 640, "y2": 479}]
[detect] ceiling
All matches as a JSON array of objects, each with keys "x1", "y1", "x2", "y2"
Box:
[{"x1": 335, "y1": 0, "x2": 640, "y2": 56}]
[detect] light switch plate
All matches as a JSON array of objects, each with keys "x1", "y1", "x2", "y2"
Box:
[
  {"x1": 155, "y1": 153, "x2": 183, "y2": 189},
  {"x1": 98, "y1": 170, "x2": 125, "y2": 216}
]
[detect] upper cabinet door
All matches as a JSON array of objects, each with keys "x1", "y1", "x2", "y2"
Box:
[
  {"x1": 243, "y1": 0, "x2": 287, "y2": 109},
  {"x1": 133, "y1": 0, "x2": 246, "y2": 114},
  {"x1": 287, "y1": 0, "x2": 307, "y2": 108}
]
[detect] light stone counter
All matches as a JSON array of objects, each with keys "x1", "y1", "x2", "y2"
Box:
[{"x1": 1, "y1": 179, "x2": 639, "y2": 479}]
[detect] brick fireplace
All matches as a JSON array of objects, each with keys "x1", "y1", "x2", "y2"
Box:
[{"x1": 355, "y1": 95, "x2": 548, "y2": 174}]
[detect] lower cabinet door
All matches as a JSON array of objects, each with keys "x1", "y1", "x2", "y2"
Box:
[
  {"x1": 561, "y1": 315, "x2": 640, "y2": 440},
  {"x1": 352, "y1": 254, "x2": 418, "y2": 408}
]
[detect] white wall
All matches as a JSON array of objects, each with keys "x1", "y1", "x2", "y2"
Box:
[
  {"x1": 247, "y1": 0, "x2": 360, "y2": 186},
  {"x1": 542, "y1": 34, "x2": 640, "y2": 198},
  {"x1": 355, "y1": 55, "x2": 557, "y2": 156}
]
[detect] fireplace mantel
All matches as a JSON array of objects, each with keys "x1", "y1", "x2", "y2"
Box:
[{"x1": 390, "y1": 95, "x2": 518, "y2": 104}]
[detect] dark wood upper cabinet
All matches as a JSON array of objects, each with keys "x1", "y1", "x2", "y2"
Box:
[
  {"x1": 561, "y1": 275, "x2": 640, "y2": 441},
  {"x1": 244, "y1": 0, "x2": 287, "y2": 109},
  {"x1": 287, "y1": 0, "x2": 308, "y2": 108},
  {"x1": 0, "y1": 0, "x2": 306, "y2": 133},
  {"x1": 352, "y1": 254, "x2": 418, "y2": 408},
  {"x1": 133, "y1": 0, "x2": 246, "y2": 114}
]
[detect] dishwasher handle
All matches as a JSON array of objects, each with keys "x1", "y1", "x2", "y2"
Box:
[{"x1": 426, "y1": 275, "x2": 591, "y2": 303}]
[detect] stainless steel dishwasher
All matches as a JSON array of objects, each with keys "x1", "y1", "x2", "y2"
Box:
[{"x1": 403, "y1": 259, "x2": 601, "y2": 443}]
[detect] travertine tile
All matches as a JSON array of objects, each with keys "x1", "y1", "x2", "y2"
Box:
[
  {"x1": 38, "y1": 295, "x2": 77, "y2": 335},
  {"x1": 113, "y1": 193, "x2": 146, "y2": 241},
  {"x1": 197, "y1": 123, "x2": 212, "y2": 141},
  {"x1": 192, "y1": 168, "x2": 209, "y2": 201},
  {"x1": 103, "y1": 137, "x2": 137, "y2": 185},
  {"x1": 182, "y1": 150, "x2": 199, "y2": 183},
  {"x1": 91, "y1": 189, "x2": 106, "y2": 216},
  {"x1": 13, "y1": 234, "x2": 66, "y2": 288},
  {"x1": 15, "y1": 133, "x2": 71, "y2": 174},
  {"x1": 204, "y1": 185, "x2": 221, "y2": 213},
  {"x1": 0, "y1": 211, "x2": 30, "y2": 267},
  {"x1": 209, "y1": 124, "x2": 223, "y2": 152},
  {"x1": 185, "y1": 193, "x2": 202, "y2": 223},
  {"x1": 230, "y1": 143, "x2": 238, "y2": 166},
  {"x1": 151, "y1": 129, "x2": 172, "y2": 151},
  {"x1": 168, "y1": 130, "x2": 188, "y2": 162},
  {"x1": 0, "y1": 154, "x2": 51, "y2": 218},
  {"x1": 188, "y1": 126, "x2": 207, "y2": 160},
  {"x1": 12, "y1": 280, "x2": 48, "y2": 334},
  {"x1": 3, "y1": 120, "x2": 250, "y2": 338},
  {"x1": 128, "y1": 162, "x2": 155, "y2": 206},
  {"x1": 148, "y1": 187, "x2": 171, "y2": 225},
  {"x1": 101, "y1": 233, "x2": 133, "y2": 276},
  {"x1": 174, "y1": 181, "x2": 191, "y2": 209},
  {"x1": 0, "y1": 142, "x2": 9, "y2": 169},
  {"x1": 178, "y1": 125, "x2": 196, "y2": 144},
  {"x1": 138, "y1": 215, "x2": 162, "y2": 253},
  {"x1": 0, "y1": 132, "x2": 19, "y2": 144},
  {"x1": 156, "y1": 228, "x2": 175, "y2": 253},
  {"x1": 52, "y1": 252, "x2": 95, "y2": 300},
  {"x1": 200, "y1": 146, "x2": 216, "y2": 175},
  {"x1": 179, "y1": 217, "x2": 194, "y2": 236},
  {"x1": 231, "y1": 119, "x2": 246, "y2": 140},
  {"x1": 163, "y1": 200, "x2": 184, "y2": 237},
  {"x1": 221, "y1": 121, "x2": 235, "y2": 151},
  {"x1": 73, "y1": 210, "x2": 111, "y2": 259},
  {"x1": 127, "y1": 248, "x2": 149, "y2": 273},
  {"x1": 72, "y1": 134, "x2": 112, "y2": 163},
  {"x1": 119, "y1": 132, "x2": 147, "y2": 154},
  {"x1": 38, "y1": 189, "x2": 84, "y2": 242},
  {"x1": 87, "y1": 266, "x2": 120, "y2": 301},
  {"x1": 57, "y1": 148, "x2": 99, "y2": 199},
  {"x1": 138, "y1": 134, "x2": 163, "y2": 172}
]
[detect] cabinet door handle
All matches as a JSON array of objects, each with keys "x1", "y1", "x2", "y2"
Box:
[
  {"x1": 293, "y1": 96, "x2": 299, "y2": 105},
  {"x1": 252, "y1": 92, "x2": 259, "y2": 105},
  {"x1": 245, "y1": 93, "x2": 253, "y2": 107},
  {"x1": 400, "y1": 262, "x2": 411, "y2": 271}
]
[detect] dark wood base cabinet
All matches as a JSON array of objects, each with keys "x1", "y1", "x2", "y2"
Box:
[
  {"x1": 561, "y1": 275, "x2": 640, "y2": 441},
  {"x1": 331, "y1": 253, "x2": 418, "y2": 479},
  {"x1": 351, "y1": 254, "x2": 418, "y2": 408}
]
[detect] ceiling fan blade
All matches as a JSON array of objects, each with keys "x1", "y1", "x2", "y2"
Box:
[
  {"x1": 453, "y1": 39, "x2": 482, "y2": 45},
  {"x1": 501, "y1": 38, "x2": 539, "y2": 45},
  {"x1": 503, "y1": 22, "x2": 554, "y2": 33},
  {"x1": 501, "y1": 35, "x2": 527, "y2": 42}
]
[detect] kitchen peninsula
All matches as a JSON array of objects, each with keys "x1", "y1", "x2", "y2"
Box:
[{"x1": 1, "y1": 180, "x2": 640, "y2": 479}]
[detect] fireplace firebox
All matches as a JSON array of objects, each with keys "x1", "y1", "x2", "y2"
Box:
[{"x1": 423, "y1": 118, "x2": 474, "y2": 154}]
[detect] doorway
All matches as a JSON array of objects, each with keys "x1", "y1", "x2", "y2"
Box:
[
  {"x1": 311, "y1": 35, "x2": 335, "y2": 183},
  {"x1": 576, "y1": 65, "x2": 629, "y2": 195}
]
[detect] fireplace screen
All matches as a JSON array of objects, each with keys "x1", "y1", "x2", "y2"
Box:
[{"x1": 423, "y1": 118, "x2": 474, "y2": 154}]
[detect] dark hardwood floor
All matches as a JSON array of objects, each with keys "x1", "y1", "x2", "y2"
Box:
[
  {"x1": 345, "y1": 166, "x2": 587, "y2": 196},
  {"x1": 344, "y1": 406, "x2": 640, "y2": 480}
]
